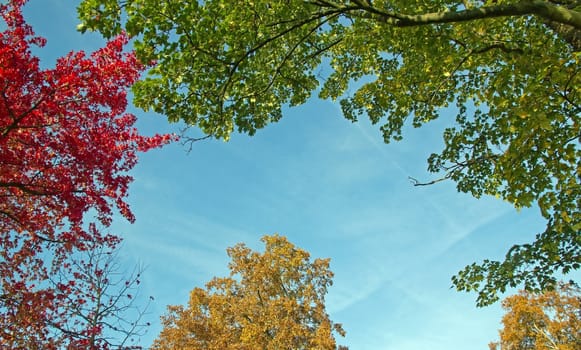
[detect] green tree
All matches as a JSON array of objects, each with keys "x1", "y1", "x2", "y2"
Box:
[
  {"x1": 151, "y1": 235, "x2": 347, "y2": 350},
  {"x1": 77, "y1": 0, "x2": 580, "y2": 306}
]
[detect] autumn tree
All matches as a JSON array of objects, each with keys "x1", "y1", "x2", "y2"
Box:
[
  {"x1": 152, "y1": 235, "x2": 347, "y2": 350},
  {"x1": 77, "y1": 0, "x2": 580, "y2": 306},
  {"x1": 0, "y1": 0, "x2": 171, "y2": 347},
  {"x1": 49, "y1": 239, "x2": 153, "y2": 349},
  {"x1": 4, "y1": 237, "x2": 153, "y2": 349},
  {"x1": 489, "y1": 282, "x2": 581, "y2": 350}
]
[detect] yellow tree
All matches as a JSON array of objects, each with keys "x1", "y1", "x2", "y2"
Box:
[
  {"x1": 489, "y1": 282, "x2": 581, "y2": 350},
  {"x1": 152, "y1": 234, "x2": 347, "y2": 350}
]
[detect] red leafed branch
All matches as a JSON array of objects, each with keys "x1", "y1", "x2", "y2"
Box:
[{"x1": 0, "y1": 0, "x2": 173, "y2": 347}]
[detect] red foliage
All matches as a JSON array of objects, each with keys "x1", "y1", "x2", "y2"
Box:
[{"x1": 0, "y1": 0, "x2": 173, "y2": 347}]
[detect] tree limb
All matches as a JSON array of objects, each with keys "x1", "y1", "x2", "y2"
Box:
[
  {"x1": 394, "y1": 1, "x2": 581, "y2": 29},
  {"x1": 408, "y1": 175, "x2": 450, "y2": 186},
  {"x1": 324, "y1": 0, "x2": 581, "y2": 30}
]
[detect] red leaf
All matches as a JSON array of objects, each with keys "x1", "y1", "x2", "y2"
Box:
[{"x1": 0, "y1": 1, "x2": 174, "y2": 347}]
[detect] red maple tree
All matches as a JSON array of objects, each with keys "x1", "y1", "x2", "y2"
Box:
[{"x1": 0, "y1": 0, "x2": 173, "y2": 347}]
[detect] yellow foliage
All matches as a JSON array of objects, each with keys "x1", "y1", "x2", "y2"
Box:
[
  {"x1": 490, "y1": 282, "x2": 581, "y2": 350},
  {"x1": 152, "y1": 234, "x2": 347, "y2": 350}
]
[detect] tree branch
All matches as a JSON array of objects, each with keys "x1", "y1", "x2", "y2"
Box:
[
  {"x1": 408, "y1": 175, "x2": 450, "y2": 187},
  {"x1": 395, "y1": 1, "x2": 581, "y2": 29},
  {"x1": 333, "y1": 0, "x2": 581, "y2": 30}
]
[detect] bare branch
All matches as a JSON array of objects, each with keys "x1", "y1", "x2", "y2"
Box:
[{"x1": 408, "y1": 175, "x2": 451, "y2": 186}]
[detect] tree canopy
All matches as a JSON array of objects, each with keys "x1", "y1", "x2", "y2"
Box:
[
  {"x1": 489, "y1": 282, "x2": 581, "y2": 350},
  {"x1": 152, "y1": 235, "x2": 347, "y2": 350},
  {"x1": 77, "y1": 0, "x2": 580, "y2": 305}
]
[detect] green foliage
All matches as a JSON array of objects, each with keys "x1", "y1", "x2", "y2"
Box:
[
  {"x1": 79, "y1": 0, "x2": 337, "y2": 140},
  {"x1": 77, "y1": 0, "x2": 580, "y2": 306},
  {"x1": 453, "y1": 223, "x2": 581, "y2": 306}
]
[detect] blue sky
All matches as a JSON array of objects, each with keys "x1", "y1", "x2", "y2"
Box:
[{"x1": 22, "y1": 1, "x2": 557, "y2": 349}]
